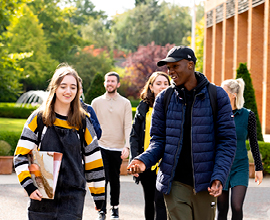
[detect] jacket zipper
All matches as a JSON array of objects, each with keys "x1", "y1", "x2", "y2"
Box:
[
  {"x1": 166, "y1": 96, "x2": 185, "y2": 195},
  {"x1": 191, "y1": 92, "x2": 203, "y2": 195}
]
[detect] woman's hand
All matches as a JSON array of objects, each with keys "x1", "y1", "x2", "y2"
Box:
[
  {"x1": 30, "y1": 189, "x2": 43, "y2": 201},
  {"x1": 255, "y1": 170, "x2": 263, "y2": 185}
]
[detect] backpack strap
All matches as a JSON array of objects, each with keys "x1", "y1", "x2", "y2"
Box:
[
  {"x1": 163, "y1": 86, "x2": 174, "y2": 115},
  {"x1": 79, "y1": 117, "x2": 86, "y2": 161},
  {"x1": 163, "y1": 83, "x2": 217, "y2": 124},
  {"x1": 207, "y1": 83, "x2": 217, "y2": 123},
  {"x1": 36, "y1": 112, "x2": 45, "y2": 150}
]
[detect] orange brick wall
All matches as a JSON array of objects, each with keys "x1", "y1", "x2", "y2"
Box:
[
  {"x1": 266, "y1": 2, "x2": 270, "y2": 134},
  {"x1": 214, "y1": 22, "x2": 223, "y2": 85},
  {"x1": 249, "y1": 4, "x2": 264, "y2": 124},
  {"x1": 204, "y1": 26, "x2": 213, "y2": 80},
  {"x1": 236, "y1": 11, "x2": 248, "y2": 66},
  {"x1": 204, "y1": 0, "x2": 269, "y2": 134},
  {"x1": 224, "y1": 16, "x2": 234, "y2": 80}
]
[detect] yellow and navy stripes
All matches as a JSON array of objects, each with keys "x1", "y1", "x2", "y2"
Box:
[{"x1": 14, "y1": 110, "x2": 105, "y2": 203}]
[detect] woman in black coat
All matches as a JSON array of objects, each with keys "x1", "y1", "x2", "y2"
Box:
[{"x1": 130, "y1": 71, "x2": 170, "y2": 220}]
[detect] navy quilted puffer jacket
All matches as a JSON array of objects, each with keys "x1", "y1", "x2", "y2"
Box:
[{"x1": 136, "y1": 73, "x2": 237, "y2": 195}]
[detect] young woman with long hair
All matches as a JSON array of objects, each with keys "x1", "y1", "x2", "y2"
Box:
[
  {"x1": 130, "y1": 71, "x2": 170, "y2": 220},
  {"x1": 14, "y1": 64, "x2": 105, "y2": 220}
]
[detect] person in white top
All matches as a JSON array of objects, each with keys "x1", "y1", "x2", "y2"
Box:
[{"x1": 91, "y1": 72, "x2": 132, "y2": 220}]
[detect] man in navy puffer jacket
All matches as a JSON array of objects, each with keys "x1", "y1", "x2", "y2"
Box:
[{"x1": 128, "y1": 46, "x2": 237, "y2": 220}]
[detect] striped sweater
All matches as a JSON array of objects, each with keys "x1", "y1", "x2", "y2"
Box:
[{"x1": 14, "y1": 110, "x2": 105, "y2": 208}]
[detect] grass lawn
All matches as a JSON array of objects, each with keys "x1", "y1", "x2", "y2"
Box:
[{"x1": 0, "y1": 117, "x2": 26, "y2": 133}]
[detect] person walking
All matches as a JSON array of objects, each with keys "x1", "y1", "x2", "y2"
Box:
[
  {"x1": 130, "y1": 72, "x2": 170, "y2": 220},
  {"x1": 218, "y1": 78, "x2": 263, "y2": 220},
  {"x1": 91, "y1": 72, "x2": 132, "y2": 220},
  {"x1": 78, "y1": 77, "x2": 102, "y2": 139},
  {"x1": 14, "y1": 64, "x2": 105, "y2": 220},
  {"x1": 128, "y1": 46, "x2": 237, "y2": 220}
]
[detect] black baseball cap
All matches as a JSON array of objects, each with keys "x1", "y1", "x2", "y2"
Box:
[{"x1": 157, "y1": 46, "x2": 197, "y2": 67}]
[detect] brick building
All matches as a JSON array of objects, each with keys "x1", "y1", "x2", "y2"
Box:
[{"x1": 204, "y1": 0, "x2": 270, "y2": 135}]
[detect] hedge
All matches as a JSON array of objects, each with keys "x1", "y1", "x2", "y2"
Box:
[
  {"x1": 0, "y1": 131, "x2": 21, "y2": 156},
  {"x1": 0, "y1": 103, "x2": 37, "y2": 119},
  {"x1": 246, "y1": 140, "x2": 270, "y2": 174}
]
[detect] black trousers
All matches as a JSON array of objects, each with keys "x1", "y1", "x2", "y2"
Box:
[
  {"x1": 140, "y1": 168, "x2": 167, "y2": 220},
  {"x1": 100, "y1": 148, "x2": 122, "y2": 213}
]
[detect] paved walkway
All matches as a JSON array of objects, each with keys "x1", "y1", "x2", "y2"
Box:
[{"x1": 0, "y1": 173, "x2": 270, "y2": 220}]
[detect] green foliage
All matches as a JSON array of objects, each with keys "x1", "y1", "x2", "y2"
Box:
[
  {"x1": 0, "y1": 103, "x2": 37, "y2": 118},
  {"x1": 85, "y1": 73, "x2": 105, "y2": 104},
  {"x1": 246, "y1": 140, "x2": 270, "y2": 174},
  {"x1": 0, "y1": 45, "x2": 29, "y2": 102},
  {"x1": 236, "y1": 63, "x2": 263, "y2": 141},
  {"x1": 28, "y1": 0, "x2": 82, "y2": 63},
  {"x1": 6, "y1": 4, "x2": 58, "y2": 91},
  {"x1": 69, "y1": 0, "x2": 107, "y2": 26},
  {"x1": 112, "y1": 2, "x2": 191, "y2": 52},
  {"x1": 196, "y1": 2, "x2": 205, "y2": 22},
  {"x1": 194, "y1": 17, "x2": 204, "y2": 73},
  {"x1": 0, "y1": 140, "x2": 12, "y2": 156},
  {"x1": 0, "y1": 131, "x2": 21, "y2": 156},
  {"x1": 67, "y1": 50, "x2": 113, "y2": 90},
  {"x1": 130, "y1": 100, "x2": 140, "y2": 107},
  {"x1": 81, "y1": 16, "x2": 114, "y2": 50},
  {"x1": 0, "y1": 117, "x2": 26, "y2": 132},
  {"x1": 0, "y1": 0, "x2": 31, "y2": 34}
]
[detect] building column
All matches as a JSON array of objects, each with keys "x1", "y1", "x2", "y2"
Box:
[
  {"x1": 204, "y1": 18, "x2": 213, "y2": 80},
  {"x1": 263, "y1": 0, "x2": 270, "y2": 134},
  {"x1": 234, "y1": 8, "x2": 248, "y2": 77},
  {"x1": 223, "y1": 15, "x2": 234, "y2": 81},
  {"x1": 248, "y1": 1, "x2": 264, "y2": 126}
]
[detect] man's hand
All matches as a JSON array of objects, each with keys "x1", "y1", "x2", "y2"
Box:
[
  {"x1": 127, "y1": 159, "x2": 146, "y2": 174},
  {"x1": 121, "y1": 147, "x2": 129, "y2": 159},
  {"x1": 208, "y1": 180, "x2": 222, "y2": 197},
  {"x1": 30, "y1": 189, "x2": 43, "y2": 201}
]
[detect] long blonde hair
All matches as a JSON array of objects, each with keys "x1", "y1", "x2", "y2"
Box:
[
  {"x1": 221, "y1": 78, "x2": 245, "y2": 109},
  {"x1": 140, "y1": 72, "x2": 170, "y2": 107},
  {"x1": 42, "y1": 63, "x2": 85, "y2": 128}
]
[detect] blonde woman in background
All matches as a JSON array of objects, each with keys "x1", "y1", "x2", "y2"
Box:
[
  {"x1": 130, "y1": 72, "x2": 170, "y2": 220},
  {"x1": 218, "y1": 78, "x2": 263, "y2": 220}
]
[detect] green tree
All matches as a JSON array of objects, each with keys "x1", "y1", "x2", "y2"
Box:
[
  {"x1": 69, "y1": 0, "x2": 107, "y2": 25},
  {"x1": 81, "y1": 16, "x2": 114, "y2": 50},
  {"x1": 150, "y1": 3, "x2": 191, "y2": 46},
  {"x1": 236, "y1": 63, "x2": 264, "y2": 141},
  {"x1": 194, "y1": 17, "x2": 204, "y2": 73},
  {"x1": 7, "y1": 4, "x2": 58, "y2": 91},
  {"x1": 0, "y1": 0, "x2": 31, "y2": 34},
  {"x1": 85, "y1": 73, "x2": 105, "y2": 104},
  {"x1": 0, "y1": 0, "x2": 33, "y2": 101},
  {"x1": 0, "y1": 48, "x2": 32, "y2": 102},
  {"x1": 67, "y1": 49, "x2": 113, "y2": 90},
  {"x1": 28, "y1": 0, "x2": 82, "y2": 62},
  {"x1": 112, "y1": 2, "x2": 191, "y2": 52}
]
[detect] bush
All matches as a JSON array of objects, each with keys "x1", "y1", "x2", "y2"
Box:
[
  {"x1": 236, "y1": 63, "x2": 264, "y2": 141},
  {"x1": 130, "y1": 99, "x2": 140, "y2": 107},
  {"x1": 85, "y1": 73, "x2": 105, "y2": 104},
  {"x1": 0, "y1": 140, "x2": 12, "y2": 156},
  {"x1": 0, "y1": 131, "x2": 21, "y2": 156},
  {"x1": 0, "y1": 103, "x2": 37, "y2": 118},
  {"x1": 246, "y1": 140, "x2": 270, "y2": 174}
]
